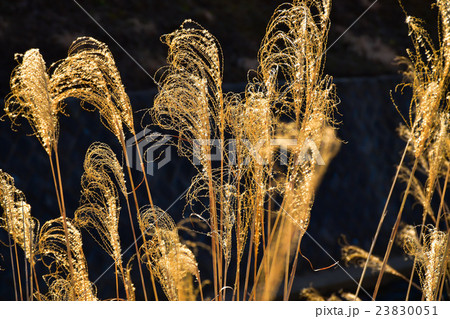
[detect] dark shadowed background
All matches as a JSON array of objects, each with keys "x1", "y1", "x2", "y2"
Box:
[{"x1": 0, "y1": 0, "x2": 442, "y2": 300}]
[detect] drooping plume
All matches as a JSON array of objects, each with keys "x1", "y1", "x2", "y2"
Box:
[{"x1": 4, "y1": 49, "x2": 64, "y2": 155}]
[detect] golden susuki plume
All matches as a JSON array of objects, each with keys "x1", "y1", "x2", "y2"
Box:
[
  {"x1": 0, "y1": 170, "x2": 37, "y2": 262},
  {"x1": 82, "y1": 142, "x2": 127, "y2": 196},
  {"x1": 154, "y1": 71, "x2": 211, "y2": 155},
  {"x1": 75, "y1": 142, "x2": 134, "y2": 299},
  {"x1": 222, "y1": 94, "x2": 252, "y2": 261},
  {"x1": 341, "y1": 245, "x2": 403, "y2": 278},
  {"x1": 399, "y1": 225, "x2": 448, "y2": 301},
  {"x1": 340, "y1": 291, "x2": 362, "y2": 301},
  {"x1": 4, "y1": 49, "x2": 64, "y2": 155},
  {"x1": 252, "y1": 0, "x2": 338, "y2": 301},
  {"x1": 152, "y1": 19, "x2": 224, "y2": 160},
  {"x1": 421, "y1": 229, "x2": 447, "y2": 301},
  {"x1": 220, "y1": 183, "x2": 236, "y2": 267},
  {"x1": 300, "y1": 287, "x2": 326, "y2": 301},
  {"x1": 258, "y1": 0, "x2": 332, "y2": 117},
  {"x1": 399, "y1": 166, "x2": 434, "y2": 220},
  {"x1": 138, "y1": 206, "x2": 201, "y2": 301},
  {"x1": 397, "y1": 0, "x2": 450, "y2": 159},
  {"x1": 38, "y1": 217, "x2": 96, "y2": 301},
  {"x1": 397, "y1": 224, "x2": 423, "y2": 258},
  {"x1": 397, "y1": 114, "x2": 449, "y2": 223},
  {"x1": 152, "y1": 20, "x2": 225, "y2": 299},
  {"x1": 51, "y1": 37, "x2": 134, "y2": 141},
  {"x1": 161, "y1": 19, "x2": 224, "y2": 120},
  {"x1": 75, "y1": 143, "x2": 124, "y2": 262}
]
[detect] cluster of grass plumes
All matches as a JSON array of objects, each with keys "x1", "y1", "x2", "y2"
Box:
[
  {"x1": 151, "y1": 0, "x2": 338, "y2": 301},
  {"x1": 0, "y1": 0, "x2": 340, "y2": 301},
  {"x1": 3, "y1": 0, "x2": 450, "y2": 302},
  {"x1": 352, "y1": 0, "x2": 450, "y2": 301}
]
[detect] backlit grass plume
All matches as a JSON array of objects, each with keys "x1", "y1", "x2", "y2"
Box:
[
  {"x1": 363, "y1": 0, "x2": 450, "y2": 300},
  {"x1": 0, "y1": 170, "x2": 37, "y2": 261},
  {"x1": 251, "y1": 0, "x2": 337, "y2": 301},
  {"x1": 51, "y1": 37, "x2": 133, "y2": 141},
  {"x1": 152, "y1": 19, "x2": 225, "y2": 298},
  {"x1": 258, "y1": 0, "x2": 332, "y2": 118},
  {"x1": 341, "y1": 245, "x2": 403, "y2": 278},
  {"x1": 158, "y1": 19, "x2": 224, "y2": 123},
  {"x1": 38, "y1": 218, "x2": 96, "y2": 301},
  {"x1": 4, "y1": 49, "x2": 64, "y2": 156},
  {"x1": 138, "y1": 206, "x2": 202, "y2": 301},
  {"x1": 3, "y1": 47, "x2": 76, "y2": 295},
  {"x1": 75, "y1": 142, "x2": 134, "y2": 300},
  {"x1": 400, "y1": 226, "x2": 448, "y2": 301},
  {"x1": 397, "y1": 0, "x2": 450, "y2": 159},
  {"x1": 51, "y1": 37, "x2": 154, "y2": 299},
  {"x1": 81, "y1": 142, "x2": 127, "y2": 196}
]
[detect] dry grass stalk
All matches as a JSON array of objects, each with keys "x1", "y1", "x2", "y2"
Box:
[
  {"x1": 75, "y1": 142, "x2": 134, "y2": 300},
  {"x1": 51, "y1": 37, "x2": 134, "y2": 141},
  {"x1": 371, "y1": 0, "x2": 450, "y2": 300},
  {"x1": 400, "y1": 225, "x2": 447, "y2": 300},
  {"x1": 342, "y1": 245, "x2": 403, "y2": 278},
  {"x1": 3, "y1": 48, "x2": 76, "y2": 295},
  {"x1": 38, "y1": 217, "x2": 96, "y2": 301},
  {"x1": 152, "y1": 19, "x2": 225, "y2": 297},
  {"x1": 50, "y1": 37, "x2": 153, "y2": 299},
  {"x1": 249, "y1": 0, "x2": 337, "y2": 301},
  {"x1": 138, "y1": 206, "x2": 201, "y2": 301},
  {"x1": 4, "y1": 49, "x2": 64, "y2": 156},
  {"x1": 0, "y1": 170, "x2": 37, "y2": 262}
]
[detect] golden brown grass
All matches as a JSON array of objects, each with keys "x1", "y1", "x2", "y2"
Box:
[
  {"x1": 354, "y1": 0, "x2": 450, "y2": 301},
  {"x1": 1, "y1": 0, "x2": 449, "y2": 301}
]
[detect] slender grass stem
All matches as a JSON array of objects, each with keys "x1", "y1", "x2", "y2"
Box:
[
  {"x1": 133, "y1": 134, "x2": 155, "y2": 209},
  {"x1": 132, "y1": 131, "x2": 161, "y2": 300},
  {"x1": 6, "y1": 231, "x2": 18, "y2": 301},
  {"x1": 437, "y1": 237, "x2": 450, "y2": 301},
  {"x1": 197, "y1": 270, "x2": 204, "y2": 301},
  {"x1": 120, "y1": 137, "x2": 148, "y2": 301},
  {"x1": 232, "y1": 156, "x2": 243, "y2": 301},
  {"x1": 248, "y1": 206, "x2": 283, "y2": 300},
  {"x1": 373, "y1": 158, "x2": 418, "y2": 300},
  {"x1": 20, "y1": 202, "x2": 29, "y2": 301},
  {"x1": 286, "y1": 233, "x2": 302, "y2": 299},
  {"x1": 13, "y1": 242, "x2": 23, "y2": 301},
  {"x1": 138, "y1": 210, "x2": 159, "y2": 301},
  {"x1": 283, "y1": 238, "x2": 290, "y2": 300},
  {"x1": 205, "y1": 157, "x2": 220, "y2": 300},
  {"x1": 355, "y1": 138, "x2": 410, "y2": 300},
  {"x1": 115, "y1": 262, "x2": 120, "y2": 300},
  {"x1": 53, "y1": 149, "x2": 76, "y2": 299},
  {"x1": 48, "y1": 155, "x2": 62, "y2": 219},
  {"x1": 242, "y1": 218, "x2": 255, "y2": 300},
  {"x1": 32, "y1": 262, "x2": 41, "y2": 300},
  {"x1": 435, "y1": 163, "x2": 450, "y2": 230}
]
